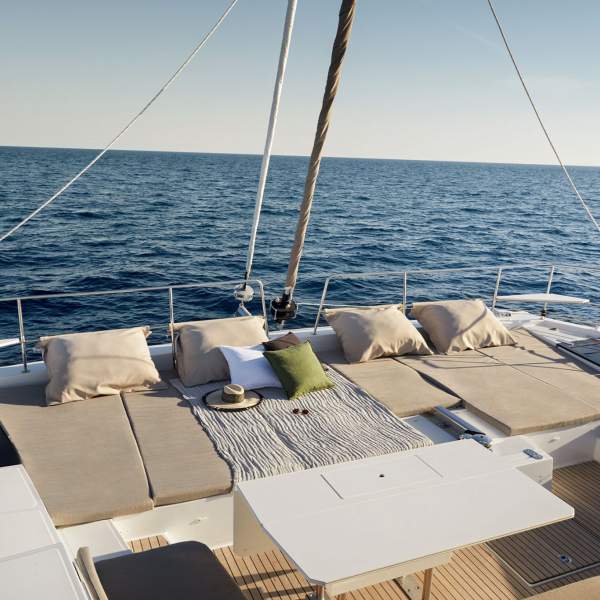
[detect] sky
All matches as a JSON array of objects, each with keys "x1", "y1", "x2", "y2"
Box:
[{"x1": 2, "y1": 0, "x2": 600, "y2": 165}]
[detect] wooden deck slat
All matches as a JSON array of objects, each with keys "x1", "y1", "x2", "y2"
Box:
[
  {"x1": 255, "y1": 551, "x2": 290, "y2": 599},
  {"x1": 268, "y1": 550, "x2": 306, "y2": 600},
  {"x1": 228, "y1": 546, "x2": 267, "y2": 599},
  {"x1": 217, "y1": 546, "x2": 262, "y2": 600},
  {"x1": 278, "y1": 549, "x2": 314, "y2": 597},
  {"x1": 125, "y1": 462, "x2": 600, "y2": 599},
  {"x1": 488, "y1": 462, "x2": 600, "y2": 584}
]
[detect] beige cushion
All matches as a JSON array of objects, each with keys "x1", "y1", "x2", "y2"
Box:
[
  {"x1": 480, "y1": 330, "x2": 600, "y2": 410},
  {"x1": 38, "y1": 327, "x2": 161, "y2": 405},
  {"x1": 173, "y1": 316, "x2": 267, "y2": 386},
  {"x1": 411, "y1": 299, "x2": 516, "y2": 353},
  {"x1": 532, "y1": 576, "x2": 600, "y2": 599},
  {"x1": 398, "y1": 351, "x2": 600, "y2": 435},
  {"x1": 122, "y1": 380, "x2": 231, "y2": 506},
  {"x1": 325, "y1": 305, "x2": 432, "y2": 363},
  {"x1": 320, "y1": 349, "x2": 459, "y2": 417},
  {"x1": 0, "y1": 386, "x2": 153, "y2": 526}
]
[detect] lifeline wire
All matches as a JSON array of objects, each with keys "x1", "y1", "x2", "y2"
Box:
[
  {"x1": 0, "y1": 0, "x2": 239, "y2": 243},
  {"x1": 486, "y1": 0, "x2": 600, "y2": 235}
]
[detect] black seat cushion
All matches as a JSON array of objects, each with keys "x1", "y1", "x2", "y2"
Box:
[{"x1": 95, "y1": 541, "x2": 246, "y2": 600}]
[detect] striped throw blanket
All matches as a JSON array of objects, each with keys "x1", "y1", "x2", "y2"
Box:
[{"x1": 171, "y1": 369, "x2": 431, "y2": 482}]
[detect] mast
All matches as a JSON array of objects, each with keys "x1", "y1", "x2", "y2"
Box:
[{"x1": 271, "y1": 0, "x2": 357, "y2": 323}]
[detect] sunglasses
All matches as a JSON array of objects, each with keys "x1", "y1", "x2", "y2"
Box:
[{"x1": 292, "y1": 408, "x2": 309, "y2": 415}]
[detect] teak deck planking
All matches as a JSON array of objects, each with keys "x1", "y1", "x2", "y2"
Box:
[{"x1": 128, "y1": 462, "x2": 600, "y2": 599}]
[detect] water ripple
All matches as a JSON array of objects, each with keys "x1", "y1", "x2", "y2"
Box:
[{"x1": 0, "y1": 147, "x2": 599, "y2": 364}]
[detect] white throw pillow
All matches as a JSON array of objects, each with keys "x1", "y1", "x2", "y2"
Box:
[{"x1": 219, "y1": 344, "x2": 282, "y2": 390}]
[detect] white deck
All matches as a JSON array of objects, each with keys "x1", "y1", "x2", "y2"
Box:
[
  {"x1": 0, "y1": 466, "x2": 87, "y2": 600},
  {"x1": 1, "y1": 308, "x2": 600, "y2": 599}
]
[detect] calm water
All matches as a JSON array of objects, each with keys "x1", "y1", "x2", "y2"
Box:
[{"x1": 1, "y1": 145, "x2": 599, "y2": 365}]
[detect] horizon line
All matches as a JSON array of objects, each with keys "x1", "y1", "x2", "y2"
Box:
[{"x1": 1, "y1": 143, "x2": 599, "y2": 170}]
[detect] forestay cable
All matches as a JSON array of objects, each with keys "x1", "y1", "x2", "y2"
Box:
[
  {"x1": 0, "y1": 0, "x2": 239, "y2": 243},
  {"x1": 486, "y1": 0, "x2": 600, "y2": 235},
  {"x1": 243, "y1": 0, "x2": 298, "y2": 284}
]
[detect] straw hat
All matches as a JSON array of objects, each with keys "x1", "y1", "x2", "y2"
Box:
[{"x1": 203, "y1": 384, "x2": 262, "y2": 411}]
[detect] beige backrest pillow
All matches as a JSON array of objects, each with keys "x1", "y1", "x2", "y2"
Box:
[
  {"x1": 325, "y1": 304, "x2": 432, "y2": 363},
  {"x1": 173, "y1": 316, "x2": 267, "y2": 386},
  {"x1": 411, "y1": 299, "x2": 516, "y2": 354},
  {"x1": 38, "y1": 326, "x2": 160, "y2": 405}
]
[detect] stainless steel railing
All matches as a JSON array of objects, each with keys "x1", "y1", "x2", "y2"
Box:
[
  {"x1": 0, "y1": 279, "x2": 267, "y2": 373},
  {"x1": 2, "y1": 261, "x2": 599, "y2": 371},
  {"x1": 312, "y1": 262, "x2": 600, "y2": 334}
]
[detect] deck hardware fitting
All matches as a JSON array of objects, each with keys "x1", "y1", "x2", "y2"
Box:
[{"x1": 523, "y1": 448, "x2": 544, "y2": 460}]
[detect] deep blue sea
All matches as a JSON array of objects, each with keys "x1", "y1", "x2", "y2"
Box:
[{"x1": 1, "y1": 145, "x2": 600, "y2": 366}]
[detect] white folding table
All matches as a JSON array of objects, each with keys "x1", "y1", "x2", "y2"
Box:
[{"x1": 234, "y1": 439, "x2": 574, "y2": 599}]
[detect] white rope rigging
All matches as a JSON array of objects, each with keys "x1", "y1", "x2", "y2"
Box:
[
  {"x1": 0, "y1": 0, "x2": 239, "y2": 243},
  {"x1": 243, "y1": 0, "x2": 298, "y2": 283},
  {"x1": 486, "y1": 0, "x2": 600, "y2": 235}
]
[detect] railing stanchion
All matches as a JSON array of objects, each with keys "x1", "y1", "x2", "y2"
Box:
[
  {"x1": 313, "y1": 277, "x2": 332, "y2": 335},
  {"x1": 543, "y1": 265, "x2": 556, "y2": 317},
  {"x1": 16, "y1": 299, "x2": 28, "y2": 373},
  {"x1": 257, "y1": 280, "x2": 269, "y2": 335},
  {"x1": 403, "y1": 272, "x2": 408, "y2": 314},
  {"x1": 168, "y1": 288, "x2": 176, "y2": 368},
  {"x1": 492, "y1": 268, "x2": 503, "y2": 310}
]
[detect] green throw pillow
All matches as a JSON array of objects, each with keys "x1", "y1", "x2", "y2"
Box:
[{"x1": 263, "y1": 342, "x2": 334, "y2": 400}]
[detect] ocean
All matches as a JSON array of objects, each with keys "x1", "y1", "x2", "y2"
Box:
[{"x1": 1, "y1": 145, "x2": 599, "y2": 366}]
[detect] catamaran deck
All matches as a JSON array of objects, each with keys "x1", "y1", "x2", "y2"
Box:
[
  {"x1": 128, "y1": 462, "x2": 600, "y2": 600},
  {"x1": 3, "y1": 266, "x2": 600, "y2": 599}
]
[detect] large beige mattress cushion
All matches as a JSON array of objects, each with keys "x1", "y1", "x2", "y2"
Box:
[
  {"x1": 173, "y1": 316, "x2": 267, "y2": 386},
  {"x1": 38, "y1": 327, "x2": 160, "y2": 405},
  {"x1": 398, "y1": 352, "x2": 600, "y2": 435},
  {"x1": 122, "y1": 383, "x2": 231, "y2": 506},
  {"x1": 411, "y1": 299, "x2": 516, "y2": 353},
  {"x1": 532, "y1": 576, "x2": 600, "y2": 599},
  {"x1": 0, "y1": 386, "x2": 153, "y2": 526},
  {"x1": 320, "y1": 349, "x2": 459, "y2": 417},
  {"x1": 325, "y1": 304, "x2": 431, "y2": 363},
  {"x1": 479, "y1": 329, "x2": 600, "y2": 410}
]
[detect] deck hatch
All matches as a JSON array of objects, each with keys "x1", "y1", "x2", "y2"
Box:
[{"x1": 321, "y1": 455, "x2": 441, "y2": 499}]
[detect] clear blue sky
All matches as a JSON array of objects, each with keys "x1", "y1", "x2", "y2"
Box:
[{"x1": 2, "y1": 1, "x2": 599, "y2": 165}]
